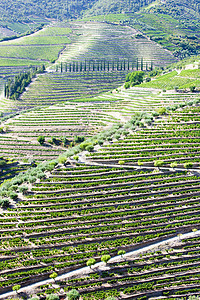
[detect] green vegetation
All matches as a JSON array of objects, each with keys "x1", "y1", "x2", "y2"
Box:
[{"x1": 4, "y1": 66, "x2": 45, "y2": 100}]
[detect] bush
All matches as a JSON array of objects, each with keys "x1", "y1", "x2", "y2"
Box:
[
  {"x1": 154, "y1": 160, "x2": 164, "y2": 167},
  {"x1": 58, "y1": 156, "x2": 67, "y2": 164},
  {"x1": 49, "y1": 272, "x2": 58, "y2": 280},
  {"x1": 146, "y1": 77, "x2": 151, "y2": 82},
  {"x1": 8, "y1": 191, "x2": 18, "y2": 200},
  {"x1": 190, "y1": 85, "x2": 195, "y2": 92},
  {"x1": 12, "y1": 284, "x2": 21, "y2": 293},
  {"x1": 0, "y1": 159, "x2": 6, "y2": 167},
  {"x1": 67, "y1": 289, "x2": 80, "y2": 300},
  {"x1": 118, "y1": 250, "x2": 126, "y2": 256},
  {"x1": 86, "y1": 258, "x2": 96, "y2": 268},
  {"x1": 85, "y1": 145, "x2": 94, "y2": 152},
  {"x1": 170, "y1": 162, "x2": 177, "y2": 168},
  {"x1": 124, "y1": 82, "x2": 130, "y2": 89},
  {"x1": 118, "y1": 160, "x2": 125, "y2": 165},
  {"x1": 46, "y1": 295, "x2": 59, "y2": 300},
  {"x1": 0, "y1": 198, "x2": 10, "y2": 208},
  {"x1": 74, "y1": 136, "x2": 85, "y2": 143},
  {"x1": 98, "y1": 140, "x2": 104, "y2": 146},
  {"x1": 101, "y1": 254, "x2": 111, "y2": 264},
  {"x1": 138, "y1": 160, "x2": 143, "y2": 166},
  {"x1": 19, "y1": 185, "x2": 28, "y2": 194},
  {"x1": 37, "y1": 136, "x2": 45, "y2": 145},
  {"x1": 184, "y1": 162, "x2": 193, "y2": 169},
  {"x1": 157, "y1": 107, "x2": 166, "y2": 115}
]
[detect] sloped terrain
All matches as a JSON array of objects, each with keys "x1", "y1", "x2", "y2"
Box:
[{"x1": 0, "y1": 102, "x2": 200, "y2": 299}]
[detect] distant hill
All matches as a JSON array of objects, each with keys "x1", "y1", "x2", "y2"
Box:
[{"x1": 0, "y1": 0, "x2": 155, "y2": 27}]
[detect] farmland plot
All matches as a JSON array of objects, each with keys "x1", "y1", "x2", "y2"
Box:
[
  {"x1": 0, "y1": 105, "x2": 200, "y2": 298},
  {"x1": 57, "y1": 22, "x2": 176, "y2": 68}
]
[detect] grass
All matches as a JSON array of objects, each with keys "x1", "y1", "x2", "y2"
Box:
[
  {"x1": 140, "y1": 70, "x2": 200, "y2": 89},
  {"x1": 0, "y1": 58, "x2": 40, "y2": 67},
  {"x1": 1, "y1": 35, "x2": 71, "y2": 45},
  {"x1": 0, "y1": 45, "x2": 63, "y2": 61},
  {"x1": 36, "y1": 26, "x2": 72, "y2": 36}
]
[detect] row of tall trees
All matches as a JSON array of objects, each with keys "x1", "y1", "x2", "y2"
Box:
[
  {"x1": 4, "y1": 65, "x2": 45, "y2": 100},
  {"x1": 56, "y1": 58, "x2": 153, "y2": 73}
]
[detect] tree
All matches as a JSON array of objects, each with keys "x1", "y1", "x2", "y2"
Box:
[
  {"x1": 118, "y1": 250, "x2": 126, "y2": 258},
  {"x1": 154, "y1": 160, "x2": 164, "y2": 168},
  {"x1": 67, "y1": 289, "x2": 80, "y2": 300},
  {"x1": 170, "y1": 162, "x2": 177, "y2": 168},
  {"x1": 125, "y1": 71, "x2": 144, "y2": 86},
  {"x1": 37, "y1": 136, "x2": 45, "y2": 145},
  {"x1": 12, "y1": 284, "x2": 21, "y2": 294},
  {"x1": 86, "y1": 258, "x2": 96, "y2": 268},
  {"x1": 184, "y1": 162, "x2": 193, "y2": 169},
  {"x1": 138, "y1": 160, "x2": 143, "y2": 166},
  {"x1": 157, "y1": 107, "x2": 166, "y2": 115},
  {"x1": 105, "y1": 297, "x2": 117, "y2": 300},
  {"x1": 189, "y1": 85, "x2": 195, "y2": 92},
  {"x1": 118, "y1": 160, "x2": 125, "y2": 165},
  {"x1": 49, "y1": 272, "x2": 58, "y2": 281},
  {"x1": 101, "y1": 254, "x2": 111, "y2": 264},
  {"x1": 85, "y1": 144, "x2": 94, "y2": 152}
]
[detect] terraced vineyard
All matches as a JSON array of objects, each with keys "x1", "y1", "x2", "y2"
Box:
[
  {"x1": 1, "y1": 13, "x2": 200, "y2": 300},
  {"x1": 57, "y1": 21, "x2": 176, "y2": 68},
  {"x1": 0, "y1": 101, "x2": 200, "y2": 299}
]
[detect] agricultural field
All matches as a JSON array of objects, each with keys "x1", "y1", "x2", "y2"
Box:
[
  {"x1": 57, "y1": 21, "x2": 176, "y2": 68},
  {"x1": 140, "y1": 68, "x2": 200, "y2": 90},
  {"x1": 1, "y1": 102, "x2": 200, "y2": 299},
  {"x1": 1, "y1": 11, "x2": 200, "y2": 300}
]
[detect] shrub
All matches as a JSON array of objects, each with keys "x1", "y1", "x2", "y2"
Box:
[
  {"x1": 49, "y1": 272, "x2": 58, "y2": 281},
  {"x1": 85, "y1": 145, "x2": 94, "y2": 152},
  {"x1": 157, "y1": 107, "x2": 166, "y2": 115},
  {"x1": 86, "y1": 258, "x2": 96, "y2": 268},
  {"x1": 189, "y1": 85, "x2": 195, "y2": 92},
  {"x1": 146, "y1": 77, "x2": 151, "y2": 82},
  {"x1": 170, "y1": 162, "x2": 177, "y2": 168},
  {"x1": 47, "y1": 161, "x2": 58, "y2": 171},
  {"x1": 58, "y1": 156, "x2": 67, "y2": 164},
  {"x1": 118, "y1": 250, "x2": 126, "y2": 256},
  {"x1": 184, "y1": 162, "x2": 193, "y2": 169},
  {"x1": 74, "y1": 136, "x2": 85, "y2": 143},
  {"x1": 0, "y1": 159, "x2": 6, "y2": 167},
  {"x1": 19, "y1": 185, "x2": 28, "y2": 194},
  {"x1": 98, "y1": 140, "x2": 104, "y2": 146},
  {"x1": 152, "y1": 112, "x2": 159, "y2": 117},
  {"x1": 37, "y1": 136, "x2": 45, "y2": 145},
  {"x1": 118, "y1": 160, "x2": 125, "y2": 165},
  {"x1": 154, "y1": 160, "x2": 164, "y2": 167},
  {"x1": 101, "y1": 255, "x2": 111, "y2": 264},
  {"x1": 12, "y1": 284, "x2": 21, "y2": 293},
  {"x1": 8, "y1": 191, "x2": 18, "y2": 200},
  {"x1": 126, "y1": 71, "x2": 144, "y2": 85},
  {"x1": 138, "y1": 160, "x2": 143, "y2": 166},
  {"x1": 67, "y1": 289, "x2": 80, "y2": 300},
  {"x1": 0, "y1": 198, "x2": 10, "y2": 208},
  {"x1": 124, "y1": 82, "x2": 130, "y2": 89}
]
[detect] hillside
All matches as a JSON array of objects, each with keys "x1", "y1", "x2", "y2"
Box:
[{"x1": 1, "y1": 0, "x2": 200, "y2": 298}]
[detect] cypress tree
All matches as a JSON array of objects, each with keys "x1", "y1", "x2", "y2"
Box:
[{"x1": 141, "y1": 58, "x2": 143, "y2": 71}]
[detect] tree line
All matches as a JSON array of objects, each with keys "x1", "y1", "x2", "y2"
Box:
[
  {"x1": 56, "y1": 58, "x2": 153, "y2": 73},
  {"x1": 4, "y1": 65, "x2": 45, "y2": 100}
]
